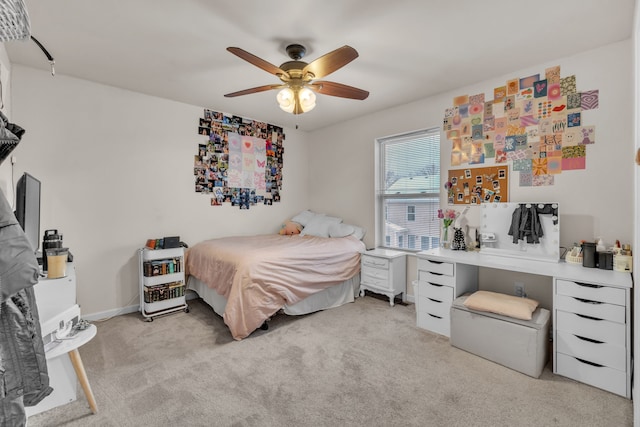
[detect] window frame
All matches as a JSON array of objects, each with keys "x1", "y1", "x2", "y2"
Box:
[
  {"x1": 375, "y1": 127, "x2": 441, "y2": 252},
  {"x1": 407, "y1": 205, "x2": 416, "y2": 222}
]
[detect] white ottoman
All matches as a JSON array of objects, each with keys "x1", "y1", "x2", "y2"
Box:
[{"x1": 450, "y1": 294, "x2": 550, "y2": 378}]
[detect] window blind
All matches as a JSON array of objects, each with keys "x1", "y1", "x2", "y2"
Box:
[{"x1": 377, "y1": 128, "x2": 441, "y2": 250}]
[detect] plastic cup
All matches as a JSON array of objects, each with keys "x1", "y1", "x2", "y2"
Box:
[{"x1": 46, "y1": 248, "x2": 68, "y2": 279}]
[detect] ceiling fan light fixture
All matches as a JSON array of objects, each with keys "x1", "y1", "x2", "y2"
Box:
[
  {"x1": 277, "y1": 86, "x2": 316, "y2": 114},
  {"x1": 227, "y1": 44, "x2": 367, "y2": 113},
  {"x1": 298, "y1": 87, "x2": 316, "y2": 113},
  {"x1": 277, "y1": 87, "x2": 295, "y2": 113}
]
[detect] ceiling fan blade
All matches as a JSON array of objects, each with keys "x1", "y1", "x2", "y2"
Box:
[
  {"x1": 302, "y1": 45, "x2": 359, "y2": 79},
  {"x1": 227, "y1": 47, "x2": 288, "y2": 77},
  {"x1": 224, "y1": 84, "x2": 283, "y2": 97},
  {"x1": 310, "y1": 81, "x2": 369, "y2": 100}
]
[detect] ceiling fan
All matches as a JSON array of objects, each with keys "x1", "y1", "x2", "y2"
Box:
[{"x1": 224, "y1": 44, "x2": 369, "y2": 115}]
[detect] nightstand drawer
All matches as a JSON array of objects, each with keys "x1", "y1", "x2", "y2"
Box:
[
  {"x1": 417, "y1": 310, "x2": 450, "y2": 337},
  {"x1": 556, "y1": 279, "x2": 625, "y2": 306},
  {"x1": 361, "y1": 255, "x2": 389, "y2": 269},
  {"x1": 556, "y1": 330, "x2": 626, "y2": 371},
  {"x1": 555, "y1": 294, "x2": 625, "y2": 324},
  {"x1": 361, "y1": 265, "x2": 390, "y2": 281},
  {"x1": 417, "y1": 280, "x2": 454, "y2": 302},
  {"x1": 418, "y1": 271, "x2": 454, "y2": 287},
  {"x1": 417, "y1": 258, "x2": 454, "y2": 276},
  {"x1": 361, "y1": 276, "x2": 390, "y2": 291},
  {"x1": 556, "y1": 310, "x2": 625, "y2": 347},
  {"x1": 556, "y1": 352, "x2": 626, "y2": 397}
]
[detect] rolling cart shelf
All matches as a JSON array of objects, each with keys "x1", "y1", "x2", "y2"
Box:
[{"x1": 139, "y1": 247, "x2": 188, "y2": 321}]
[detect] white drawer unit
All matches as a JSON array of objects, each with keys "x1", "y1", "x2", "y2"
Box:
[
  {"x1": 553, "y1": 278, "x2": 631, "y2": 398},
  {"x1": 414, "y1": 255, "x2": 478, "y2": 337},
  {"x1": 359, "y1": 248, "x2": 406, "y2": 306}
]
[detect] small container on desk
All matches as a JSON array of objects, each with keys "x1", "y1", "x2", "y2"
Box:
[{"x1": 139, "y1": 247, "x2": 189, "y2": 321}]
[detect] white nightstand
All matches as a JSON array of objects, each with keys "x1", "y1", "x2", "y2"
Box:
[{"x1": 359, "y1": 248, "x2": 407, "y2": 306}]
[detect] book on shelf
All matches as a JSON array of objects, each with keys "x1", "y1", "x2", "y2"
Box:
[
  {"x1": 143, "y1": 281, "x2": 185, "y2": 303},
  {"x1": 142, "y1": 257, "x2": 182, "y2": 277},
  {"x1": 143, "y1": 237, "x2": 178, "y2": 250}
]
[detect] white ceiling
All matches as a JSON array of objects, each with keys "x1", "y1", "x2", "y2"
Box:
[{"x1": 4, "y1": 0, "x2": 636, "y2": 131}]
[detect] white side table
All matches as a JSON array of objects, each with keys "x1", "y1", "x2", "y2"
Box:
[{"x1": 44, "y1": 324, "x2": 98, "y2": 414}]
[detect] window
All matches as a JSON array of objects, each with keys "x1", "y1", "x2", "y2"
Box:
[
  {"x1": 376, "y1": 128, "x2": 441, "y2": 251},
  {"x1": 407, "y1": 205, "x2": 416, "y2": 221}
]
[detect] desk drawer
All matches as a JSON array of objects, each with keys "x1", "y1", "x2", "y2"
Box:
[
  {"x1": 556, "y1": 310, "x2": 625, "y2": 347},
  {"x1": 417, "y1": 310, "x2": 450, "y2": 337},
  {"x1": 417, "y1": 258, "x2": 454, "y2": 276},
  {"x1": 555, "y1": 279, "x2": 625, "y2": 306},
  {"x1": 417, "y1": 294, "x2": 451, "y2": 318},
  {"x1": 556, "y1": 330, "x2": 626, "y2": 371},
  {"x1": 556, "y1": 352, "x2": 627, "y2": 397},
  {"x1": 418, "y1": 271, "x2": 454, "y2": 287},
  {"x1": 361, "y1": 255, "x2": 389, "y2": 269},
  {"x1": 555, "y1": 294, "x2": 625, "y2": 324},
  {"x1": 416, "y1": 281, "x2": 454, "y2": 302}
]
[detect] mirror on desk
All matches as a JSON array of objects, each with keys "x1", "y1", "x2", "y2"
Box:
[{"x1": 480, "y1": 202, "x2": 560, "y2": 263}]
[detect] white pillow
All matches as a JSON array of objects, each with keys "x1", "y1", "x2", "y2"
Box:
[
  {"x1": 351, "y1": 225, "x2": 366, "y2": 240},
  {"x1": 300, "y1": 215, "x2": 342, "y2": 238},
  {"x1": 290, "y1": 210, "x2": 323, "y2": 227},
  {"x1": 328, "y1": 223, "x2": 366, "y2": 240},
  {"x1": 328, "y1": 223, "x2": 355, "y2": 238}
]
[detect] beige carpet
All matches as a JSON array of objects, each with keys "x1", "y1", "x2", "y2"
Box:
[{"x1": 27, "y1": 295, "x2": 632, "y2": 426}]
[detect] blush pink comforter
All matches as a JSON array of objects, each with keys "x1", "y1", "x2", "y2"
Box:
[{"x1": 185, "y1": 234, "x2": 365, "y2": 340}]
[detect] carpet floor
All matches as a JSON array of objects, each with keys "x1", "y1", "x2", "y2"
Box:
[{"x1": 27, "y1": 295, "x2": 633, "y2": 426}]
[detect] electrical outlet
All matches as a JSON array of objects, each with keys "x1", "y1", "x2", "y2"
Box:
[{"x1": 514, "y1": 282, "x2": 526, "y2": 297}]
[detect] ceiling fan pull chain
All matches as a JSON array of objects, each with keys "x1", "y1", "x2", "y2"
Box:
[{"x1": 30, "y1": 35, "x2": 55, "y2": 76}]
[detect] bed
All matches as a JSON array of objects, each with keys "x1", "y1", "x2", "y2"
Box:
[{"x1": 185, "y1": 214, "x2": 366, "y2": 340}]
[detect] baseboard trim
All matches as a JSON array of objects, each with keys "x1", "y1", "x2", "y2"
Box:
[
  {"x1": 83, "y1": 305, "x2": 139, "y2": 322},
  {"x1": 83, "y1": 292, "x2": 200, "y2": 322}
]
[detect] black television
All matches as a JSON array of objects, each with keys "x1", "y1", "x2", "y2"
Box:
[{"x1": 15, "y1": 172, "x2": 41, "y2": 256}]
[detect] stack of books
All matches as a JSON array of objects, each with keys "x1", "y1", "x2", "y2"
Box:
[
  {"x1": 142, "y1": 258, "x2": 182, "y2": 277},
  {"x1": 143, "y1": 281, "x2": 185, "y2": 303}
]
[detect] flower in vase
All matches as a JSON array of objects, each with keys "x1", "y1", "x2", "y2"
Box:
[{"x1": 437, "y1": 208, "x2": 458, "y2": 229}]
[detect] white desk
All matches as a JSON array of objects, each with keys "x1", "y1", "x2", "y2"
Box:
[
  {"x1": 416, "y1": 248, "x2": 633, "y2": 398},
  {"x1": 417, "y1": 248, "x2": 632, "y2": 288}
]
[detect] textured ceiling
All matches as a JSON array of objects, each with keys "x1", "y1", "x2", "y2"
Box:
[{"x1": 5, "y1": 0, "x2": 636, "y2": 131}]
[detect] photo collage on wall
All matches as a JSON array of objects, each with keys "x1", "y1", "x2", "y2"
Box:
[
  {"x1": 447, "y1": 165, "x2": 509, "y2": 205},
  {"x1": 442, "y1": 65, "x2": 598, "y2": 187},
  {"x1": 195, "y1": 109, "x2": 284, "y2": 208}
]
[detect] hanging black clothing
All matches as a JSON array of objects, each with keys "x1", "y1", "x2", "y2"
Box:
[{"x1": 508, "y1": 204, "x2": 545, "y2": 244}]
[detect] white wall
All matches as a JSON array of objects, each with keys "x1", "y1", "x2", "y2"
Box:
[
  {"x1": 1, "y1": 38, "x2": 633, "y2": 319},
  {"x1": 308, "y1": 39, "x2": 634, "y2": 304},
  {"x1": 1, "y1": 65, "x2": 310, "y2": 317}
]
